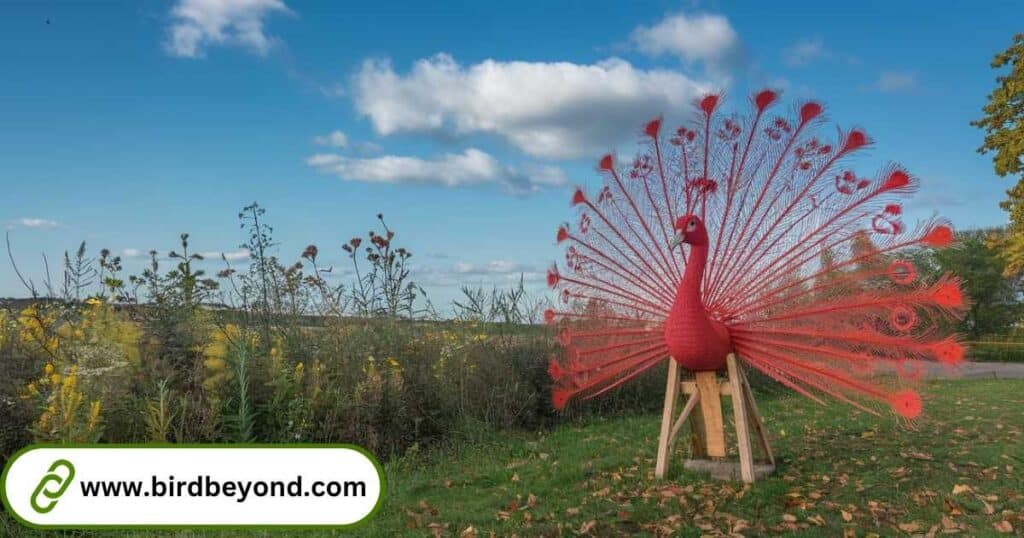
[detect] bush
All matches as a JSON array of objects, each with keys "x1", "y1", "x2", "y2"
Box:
[{"x1": 1, "y1": 204, "x2": 674, "y2": 466}]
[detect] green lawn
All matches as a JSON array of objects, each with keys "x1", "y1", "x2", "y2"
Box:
[{"x1": 3, "y1": 379, "x2": 1022, "y2": 537}]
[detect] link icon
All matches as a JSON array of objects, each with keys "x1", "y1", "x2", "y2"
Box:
[{"x1": 29, "y1": 459, "x2": 75, "y2": 514}]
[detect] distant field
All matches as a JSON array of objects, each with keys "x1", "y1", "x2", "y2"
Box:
[
  {"x1": 968, "y1": 336, "x2": 1024, "y2": 362},
  {"x1": 3, "y1": 378, "x2": 1021, "y2": 537}
]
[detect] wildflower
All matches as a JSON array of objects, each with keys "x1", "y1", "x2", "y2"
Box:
[
  {"x1": 50, "y1": 373, "x2": 62, "y2": 385},
  {"x1": 87, "y1": 401, "x2": 102, "y2": 431},
  {"x1": 85, "y1": 297, "x2": 103, "y2": 307},
  {"x1": 44, "y1": 363, "x2": 54, "y2": 375},
  {"x1": 302, "y1": 244, "x2": 318, "y2": 261}
]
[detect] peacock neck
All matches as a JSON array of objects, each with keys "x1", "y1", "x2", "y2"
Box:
[{"x1": 675, "y1": 244, "x2": 708, "y2": 309}]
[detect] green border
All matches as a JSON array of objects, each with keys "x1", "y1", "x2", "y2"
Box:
[{"x1": 0, "y1": 443, "x2": 387, "y2": 531}]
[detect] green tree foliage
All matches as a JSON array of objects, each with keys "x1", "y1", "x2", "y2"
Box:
[
  {"x1": 916, "y1": 229, "x2": 1023, "y2": 337},
  {"x1": 972, "y1": 33, "x2": 1024, "y2": 274}
]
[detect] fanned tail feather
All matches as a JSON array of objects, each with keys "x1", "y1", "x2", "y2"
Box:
[{"x1": 547, "y1": 88, "x2": 967, "y2": 417}]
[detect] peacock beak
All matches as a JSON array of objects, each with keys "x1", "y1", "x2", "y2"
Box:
[{"x1": 669, "y1": 231, "x2": 685, "y2": 250}]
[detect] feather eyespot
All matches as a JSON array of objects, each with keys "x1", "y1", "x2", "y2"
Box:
[
  {"x1": 755, "y1": 89, "x2": 778, "y2": 112},
  {"x1": 890, "y1": 390, "x2": 922, "y2": 419},
  {"x1": 931, "y1": 339, "x2": 965, "y2": 365},
  {"x1": 932, "y1": 280, "x2": 964, "y2": 308},
  {"x1": 700, "y1": 94, "x2": 720, "y2": 115},
  {"x1": 644, "y1": 118, "x2": 662, "y2": 138},
  {"x1": 551, "y1": 388, "x2": 571, "y2": 410},
  {"x1": 556, "y1": 225, "x2": 569, "y2": 243},
  {"x1": 922, "y1": 225, "x2": 954, "y2": 247},
  {"x1": 841, "y1": 129, "x2": 869, "y2": 153},
  {"x1": 571, "y1": 188, "x2": 587, "y2": 206},
  {"x1": 800, "y1": 102, "x2": 823, "y2": 124},
  {"x1": 889, "y1": 305, "x2": 918, "y2": 332},
  {"x1": 872, "y1": 214, "x2": 903, "y2": 236},
  {"x1": 887, "y1": 260, "x2": 917, "y2": 285},
  {"x1": 578, "y1": 213, "x2": 592, "y2": 234},
  {"x1": 548, "y1": 357, "x2": 566, "y2": 379},
  {"x1": 546, "y1": 265, "x2": 560, "y2": 288},
  {"x1": 881, "y1": 170, "x2": 911, "y2": 191}
]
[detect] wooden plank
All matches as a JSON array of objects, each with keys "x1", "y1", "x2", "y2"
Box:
[
  {"x1": 727, "y1": 354, "x2": 755, "y2": 483},
  {"x1": 695, "y1": 371, "x2": 726, "y2": 457},
  {"x1": 668, "y1": 391, "x2": 701, "y2": 448},
  {"x1": 739, "y1": 365, "x2": 775, "y2": 466},
  {"x1": 683, "y1": 381, "x2": 731, "y2": 395},
  {"x1": 655, "y1": 358, "x2": 681, "y2": 479},
  {"x1": 689, "y1": 403, "x2": 707, "y2": 458}
]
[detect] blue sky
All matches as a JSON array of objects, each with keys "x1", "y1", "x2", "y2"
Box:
[{"x1": 1, "y1": 0, "x2": 1021, "y2": 308}]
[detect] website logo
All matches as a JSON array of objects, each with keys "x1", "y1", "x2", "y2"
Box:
[
  {"x1": 29, "y1": 459, "x2": 75, "y2": 514},
  {"x1": 1, "y1": 445, "x2": 384, "y2": 529}
]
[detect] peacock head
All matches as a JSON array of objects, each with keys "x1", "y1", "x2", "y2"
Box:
[{"x1": 670, "y1": 215, "x2": 708, "y2": 248}]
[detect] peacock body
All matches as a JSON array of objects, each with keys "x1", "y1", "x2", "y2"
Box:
[{"x1": 546, "y1": 90, "x2": 967, "y2": 419}]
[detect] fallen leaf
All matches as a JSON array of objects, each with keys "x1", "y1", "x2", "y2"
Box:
[
  {"x1": 993, "y1": 520, "x2": 1014, "y2": 534},
  {"x1": 841, "y1": 510, "x2": 853, "y2": 522},
  {"x1": 579, "y1": 520, "x2": 597, "y2": 535},
  {"x1": 899, "y1": 522, "x2": 921, "y2": 532},
  {"x1": 459, "y1": 525, "x2": 478, "y2": 538},
  {"x1": 526, "y1": 493, "x2": 538, "y2": 509},
  {"x1": 782, "y1": 513, "x2": 797, "y2": 522},
  {"x1": 951, "y1": 484, "x2": 972, "y2": 495}
]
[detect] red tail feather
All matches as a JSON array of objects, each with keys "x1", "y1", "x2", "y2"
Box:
[{"x1": 546, "y1": 89, "x2": 966, "y2": 418}]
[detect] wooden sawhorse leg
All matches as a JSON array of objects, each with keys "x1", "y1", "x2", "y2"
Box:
[{"x1": 654, "y1": 354, "x2": 775, "y2": 483}]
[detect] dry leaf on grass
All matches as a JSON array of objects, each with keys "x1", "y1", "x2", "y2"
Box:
[{"x1": 992, "y1": 520, "x2": 1014, "y2": 533}]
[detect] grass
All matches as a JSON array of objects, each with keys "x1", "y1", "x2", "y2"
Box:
[{"x1": 2, "y1": 378, "x2": 1022, "y2": 537}]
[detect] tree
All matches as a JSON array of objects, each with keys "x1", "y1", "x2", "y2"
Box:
[
  {"x1": 972, "y1": 33, "x2": 1024, "y2": 274},
  {"x1": 921, "y1": 229, "x2": 1023, "y2": 337}
]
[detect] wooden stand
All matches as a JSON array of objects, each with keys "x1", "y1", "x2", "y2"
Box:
[{"x1": 654, "y1": 354, "x2": 775, "y2": 483}]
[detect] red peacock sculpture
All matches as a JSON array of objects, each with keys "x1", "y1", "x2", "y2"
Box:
[{"x1": 545, "y1": 90, "x2": 967, "y2": 481}]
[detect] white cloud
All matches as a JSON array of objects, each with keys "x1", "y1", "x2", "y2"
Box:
[
  {"x1": 782, "y1": 38, "x2": 859, "y2": 68},
  {"x1": 307, "y1": 148, "x2": 568, "y2": 194},
  {"x1": 872, "y1": 71, "x2": 917, "y2": 93},
  {"x1": 630, "y1": 12, "x2": 742, "y2": 72},
  {"x1": 452, "y1": 260, "x2": 538, "y2": 275},
  {"x1": 198, "y1": 249, "x2": 251, "y2": 262},
  {"x1": 783, "y1": 38, "x2": 827, "y2": 67},
  {"x1": 414, "y1": 260, "x2": 546, "y2": 287},
  {"x1": 16, "y1": 218, "x2": 58, "y2": 230},
  {"x1": 313, "y1": 130, "x2": 349, "y2": 148},
  {"x1": 121, "y1": 248, "x2": 147, "y2": 258},
  {"x1": 165, "y1": 0, "x2": 290, "y2": 58},
  {"x1": 352, "y1": 54, "x2": 709, "y2": 159}
]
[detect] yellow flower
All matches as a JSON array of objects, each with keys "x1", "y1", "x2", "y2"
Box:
[
  {"x1": 85, "y1": 297, "x2": 102, "y2": 307},
  {"x1": 50, "y1": 373, "x2": 62, "y2": 385},
  {"x1": 87, "y1": 401, "x2": 102, "y2": 431},
  {"x1": 44, "y1": 363, "x2": 54, "y2": 375}
]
